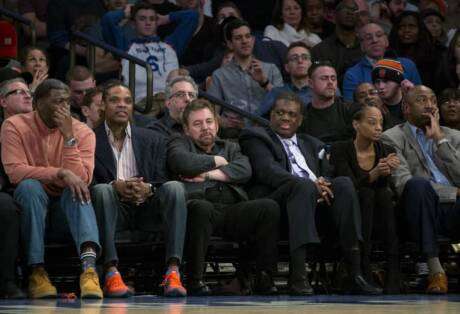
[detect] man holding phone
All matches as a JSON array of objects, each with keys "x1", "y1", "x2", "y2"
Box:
[
  {"x1": 91, "y1": 82, "x2": 189, "y2": 297},
  {"x1": 381, "y1": 85, "x2": 460, "y2": 294}
]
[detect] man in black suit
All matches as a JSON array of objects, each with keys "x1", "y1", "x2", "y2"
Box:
[
  {"x1": 239, "y1": 92, "x2": 381, "y2": 295},
  {"x1": 91, "y1": 82, "x2": 188, "y2": 297},
  {"x1": 167, "y1": 99, "x2": 280, "y2": 296}
]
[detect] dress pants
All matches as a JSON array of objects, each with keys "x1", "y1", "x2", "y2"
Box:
[
  {"x1": 186, "y1": 198, "x2": 280, "y2": 282},
  {"x1": 0, "y1": 192, "x2": 20, "y2": 284},
  {"x1": 269, "y1": 176, "x2": 363, "y2": 253},
  {"x1": 402, "y1": 177, "x2": 460, "y2": 257},
  {"x1": 91, "y1": 181, "x2": 187, "y2": 264},
  {"x1": 14, "y1": 179, "x2": 101, "y2": 265},
  {"x1": 358, "y1": 186, "x2": 398, "y2": 272}
]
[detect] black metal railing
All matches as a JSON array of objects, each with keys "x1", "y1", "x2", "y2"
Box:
[
  {"x1": 0, "y1": 6, "x2": 36, "y2": 46},
  {"x1": 70, "y1": 30, "x2": 154, "y2": 114}
]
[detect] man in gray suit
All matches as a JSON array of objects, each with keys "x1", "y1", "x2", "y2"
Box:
[
  {"x1": 381, "y1": 85, "x2": 460, "y2": 294},
  {"x1": 167, "y1": 98, "x2": 280, "y2": 296}
]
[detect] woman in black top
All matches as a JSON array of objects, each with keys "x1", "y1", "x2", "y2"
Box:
[{"x1": 330, "y1": 106, "x2": 400, "y2": 293}]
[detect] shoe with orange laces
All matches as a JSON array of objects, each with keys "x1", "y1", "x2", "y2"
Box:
[
  {"x1": 161, "y1": 269, "x2": 187, "y2": 297},
  {"x1": 103, "y1": 272, "x2": 132, "y2": 298}
]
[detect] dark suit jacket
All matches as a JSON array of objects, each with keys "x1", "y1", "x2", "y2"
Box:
[
  {"x1": 93, "y1": 123, "x2": 168, "y2": 187},
  {"x1": 167, "y1": 134, "x2": 251, "y2": 201},
  {"x1": 239, "y1": 126, "x2": 331, "y2": 198}
]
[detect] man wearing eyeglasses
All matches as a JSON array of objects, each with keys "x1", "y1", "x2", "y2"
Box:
[
  {"x1": 343, "y1": 22, "x2": 421, "y2": 102},
  {"x1": 240, "y1": 91, "x2": 382, "y2": 296},
  {"x1": 259, "y1": 42, "x2": 313, "y2": 118},
  {"x1": 0, "y1": 78, "x2": 33, "y2": 124},
  {"x1": 147, "y1": 75, "x2": 198, "y2": 137},
  {"x1": 91, "y1": 82, "x2": 189, "y2": 297}
]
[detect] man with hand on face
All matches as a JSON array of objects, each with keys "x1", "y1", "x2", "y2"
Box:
[
  {"x1": 167, "y1": 99, "x2": 280, "y2": 296},
  {"x1": 91, "y1": 82, "x2": 188, "y2": 297},
  {"x1": 1, "y1": 79, "x2": 103, "y2": 299},
  {"x1": 239, "y1": 92, "x2": 382, "y2": 296},
  {"x1": 381, "y1": 85, "x2": 460, "y2": 294}
]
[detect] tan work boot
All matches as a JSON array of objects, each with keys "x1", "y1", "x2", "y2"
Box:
[
  {"x1": 28, "y1": 268, "x2": 58, "y2": 299},
  {"x1": 80, "y1": 268, "x2": 103, "y2": 299}
]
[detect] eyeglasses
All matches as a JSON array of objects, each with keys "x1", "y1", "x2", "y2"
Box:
[
  {"x1": 171, "y1": 91, "x2": 197, "y2": 100},
  {"x1": 4, "y1": 89, "x2": 32, "y2": 98},
  {"x1": 288, "y1": 53, "x2": 311, "y2": 63}
]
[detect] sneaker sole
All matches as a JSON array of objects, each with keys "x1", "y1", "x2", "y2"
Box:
[
  {"x1": 104, "y1": 290, "x2": 132, "y2": 298},
  {"x1": 81, "y1": 292, "x2": 103, "y2": 299},
  {"x1": 29, "y1": 291, "x2": 58, "y2": 299},
  {"x1": 164, "y1": 288, "x2": 187, "y2": 297}
]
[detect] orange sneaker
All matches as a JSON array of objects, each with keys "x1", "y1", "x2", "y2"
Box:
[
  {"x1": 103, "y1": 272, "x2": 131, "y2": 298},
  {"x1": 161, "y1": 270, "x2": 187, "y2": 297}
]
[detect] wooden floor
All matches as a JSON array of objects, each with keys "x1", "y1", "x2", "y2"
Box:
[{"x1": 1, "y1": 295, "x2": 460, "y2": 314}]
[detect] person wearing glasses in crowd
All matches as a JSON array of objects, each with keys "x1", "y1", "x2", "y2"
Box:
[
  {"x1": 147, "y1": 76, "x2": 198, "y2": 137},
  {"x1": 259, "y1": 41, "x2": 313, "y2": 118},
  {"x1": 343, "y1": 22, "x2": 421, "y2": 102}
]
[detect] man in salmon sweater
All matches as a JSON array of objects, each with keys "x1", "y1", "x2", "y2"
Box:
[{"x1": 1, "y1": 79, "x2": 103, "y2": 299}]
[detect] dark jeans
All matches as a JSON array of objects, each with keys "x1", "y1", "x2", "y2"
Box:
[
  {"x1": 0, "y1": 192, "x2": 20, "y2": 284},
  {"x1": 402, "y1": 177, "x2": 460, "y2": 257},
  {"x1": 358, "y1": 186, "x2": 398, "y2": 271},
  {"x1": 185, "y1": 198, "x2": 280, "y2": 282},
  {"x1": 91, "y1": 181, "x2": 187, "y2": 264}
]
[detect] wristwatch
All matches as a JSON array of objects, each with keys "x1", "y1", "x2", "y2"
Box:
[
  {"x1": 437, "y1": 138, "x2": 449, "y2": 147},
  {"x1": 64, "y1": 137, "x2": 77, "y2": 147}
]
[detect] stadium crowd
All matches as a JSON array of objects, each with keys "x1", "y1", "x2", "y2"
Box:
[{"x1": 0, "y1": 0, "x2": 460, "y2": 299}]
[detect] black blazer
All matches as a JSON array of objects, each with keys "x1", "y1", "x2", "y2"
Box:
[
  {"x1": 93, "y1": 123, "x2": 168, "y2": 186},
  {"x1": 239, "y1": 126, "x2": 331, "y2": 198},
  {"x1": 330, "y1": 139, "x2": 396, "y2": 190}
]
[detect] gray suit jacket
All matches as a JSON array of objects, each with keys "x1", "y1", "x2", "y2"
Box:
[{"x1": 381, "y1": 122, "x2": 460, "y2": 202}]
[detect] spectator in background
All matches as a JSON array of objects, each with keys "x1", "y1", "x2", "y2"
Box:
[
  {"x1": 371, "y1": 59, "x2": 406, "y2": 129},
  {"x1": 1, "y1": 79, "x2": 103, "y2": 299},
  {"x1": 439, "y1": 88, "x2": 460, "y2": 130},
  {"x1": 176, "y1": 0, "x2": 215, "y2": 66},
  {"x1": 147, "y1": 76, "x2": 198, "y2": 137},
  {"x1": 354, "y1": 0, "x2": 371, "y2": 28},
  {"x1": 263, "y1": 0, "x2": 322, "y2": 48},
  {"x1": 46, "y1": 0, "x2": 107, "y2": 80},
  {"x1": 369, "y1": 0, "x2": 416, "y2": 33},
  {"x1": 343, "y1": 22, "x2": 421, "y2": 102},
  {"x1": 311, "y1": 0, "x2": 363, "y2": 87},
  {"x1": 435, "y1": 29, "x2": 460, "y2": 93},
  {"x1": 389, "y1": 11, "x2": 443, "y2": 89},
  {"x1": 80, "y1": 88, "x2": 104, "y2": 129},
  {"x1": 208, "y1": 19, "x2": 283, "y2": 117},
  {"x1": 300, "y1": 61, "x2": 358, "y2": 144},
  {"x1": 145, "y1": 0, "x2": 183, "y2": 38},
  {"x1": 259, "y1": 41, "x2": 313, "y2": 117},
  {"x1": 421, "y1": 9, "x2": 448, "y2": 47},
  {"x1": 101, "y1": 1, "x2": 198, "y2": 102},
  {"x1": 18, "y1": 0, "x2": 48, "y2": 45},
  {"x1": 20, "y1": 46, "x2": 49, "y2": 93},
  {"x1": 0, "y1": 77, "x2": 33, "y2": 124},
  {"x1": 304, "y1": 0, "x2": 335, "y2": 40},
  {"x1": 67, "y1": 66, "x2": 97, "y2": 121},
  {"x1": 330, "y1": 106, "x2": 401, "y2": 293}
]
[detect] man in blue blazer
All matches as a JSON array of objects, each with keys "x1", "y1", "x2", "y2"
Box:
[{"x1": 91, "y1": 82, "x2": 188, "y2": 298}]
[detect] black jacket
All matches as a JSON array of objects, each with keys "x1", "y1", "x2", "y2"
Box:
[
  {"x1": 93, "y1": 123, "x2": 168, "y2": 187},
  {"x1": 239, "y1": 126, "x2": 331, "y2": 198}
]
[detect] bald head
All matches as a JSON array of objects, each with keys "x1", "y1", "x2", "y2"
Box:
[{"x1": 404, "y1": 85, "x2": 438, "y2": 128}]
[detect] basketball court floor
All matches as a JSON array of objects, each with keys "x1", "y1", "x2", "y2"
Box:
[{"x1": 1, "y1": 295, "x2": 460, "y2": 314}]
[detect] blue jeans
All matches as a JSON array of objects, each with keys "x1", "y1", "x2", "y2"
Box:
[{"x1": 14, "y1": 179, "x2": 100, "y2": 265}]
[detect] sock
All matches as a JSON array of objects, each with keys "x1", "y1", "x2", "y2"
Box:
[
  {"x1": 81, "y1": 250, "x2": 97, "y2": 272},
  {"x1": 166, "y1": 265, "x2": 179, "y2": 275},
  {"x1": 427, "y1": 257, "x2": 445, "y2": 275}
]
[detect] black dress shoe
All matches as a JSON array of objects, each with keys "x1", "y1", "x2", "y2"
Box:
[
  {"x1": 0, "y1": 281, "x2": 26, "y2": 299},
  {"x1": 349, "y1": 274, "x2": 383, "y2": 295},
  {"x1": 288, "y1": 275, "x2": 314, "y2": 296},
  {"x1": 253, "y1": 271, "x2": 278, "y2": 295},
  {"x1": 187, "y1": 280, "x2": 211, "y2": 296}
]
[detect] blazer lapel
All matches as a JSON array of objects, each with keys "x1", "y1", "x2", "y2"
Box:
[
  {"x1": 297, "y1": 137, "x2": 319, "y2": 175},
  {"x1": 402, "y1": 123, "x2": 430, "y2": 173},
  {"x1": 267, "y1": 128, "x2": 291, "y2": 171},
  {"x1": 131, "y1": 126, "x2": 143, "y2": 177},
  {"x1": 95, "y1": 125, "x2": 117, "y2": 180}
]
